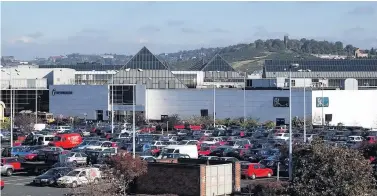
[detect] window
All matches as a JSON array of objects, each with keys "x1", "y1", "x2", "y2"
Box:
[
  {"x1": 79, "y1": 171, "x2": 86, "y2": 177},
  {"x1": 253, "y1": 165, "x2": 259, "y2": 169},
  {"x1": 291, "y1": 80, "x2": 296, "y2": 87},
  {"x1": 259, "y1": 164, "x2": 266, "y2": 169}
]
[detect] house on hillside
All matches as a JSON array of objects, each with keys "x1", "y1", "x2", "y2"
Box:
[{"x1": 355, "y1": 48, "x2": 369, "y2": 58}]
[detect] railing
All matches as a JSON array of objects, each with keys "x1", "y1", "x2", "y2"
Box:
[{"x1": 0, "y1": 78, "x2": 47, "y2": 89}]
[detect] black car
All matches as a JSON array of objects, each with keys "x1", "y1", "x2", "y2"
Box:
[
  {"x1": 209, "y1": 146, "x2": 233, "y2": 157},
  {"x1": 33, "y1": 167, "x2": 73, "y2": 186}
]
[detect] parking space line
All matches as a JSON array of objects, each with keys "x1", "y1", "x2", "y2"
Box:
[{"x1": 2, "y1": 176, "x2": 35, "y2": 183}]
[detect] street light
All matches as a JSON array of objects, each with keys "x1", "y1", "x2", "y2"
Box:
[
  {"x1": 106, "y1": 70, "x2": 119, "y2": 135},
  {"x1": 125, "y1": 68, "x2": 143, "y2": 158},
  {"x1": 145, "y1": 77, "x2": 152, "y2": 123},
  {"x1": 35, "y1": 78, "x2": 38, "y2": 124},
  {"x1": 288, "y1": 63, "x2": 299, "y2": 181},
  {"x1": 212, "y1": 71, "x2": 220, "y2": 129},
  {"x1": 2, "y1": 68, "x2": 20, "y2": 147},
  {"x1": 297, "y1": 69, "x2": 311, "y2": 143},
  {"x1": 320, "y1": 77, "x2": 326, "y2": 126}
]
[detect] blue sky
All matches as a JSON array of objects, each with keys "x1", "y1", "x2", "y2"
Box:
[{"x1": 1, "y1": 1, "x2": 377, "y2": 60}]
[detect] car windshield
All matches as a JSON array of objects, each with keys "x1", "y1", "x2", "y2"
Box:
[
  {"x1": 89, "y1": 141, "x2": 101, "y2": 146},
  {"x1": 178, "y1": 141, "x2": 188, "y2": 145},
  {"x1": 79, "y1": 141, "x2": 91, "y2": 146},
  {"x1": 68, "y1": 152, "x2": 76, "y2": 157},
  {"x1": 66, "y1": 170, "x2": 81, "y2": 176},
  {"x1": 43, "y1": 168, "x2": 61, "y2": 175},
  {"x1": 53, "y1": 136, "x2": 62, "y2": 141}
]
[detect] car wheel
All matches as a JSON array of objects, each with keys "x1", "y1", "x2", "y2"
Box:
[
  {"x1": 71, "y1": 181, "x2": 77, "y2": 188},
  {"x1": 73, "y1": 160, "x2": 78, "y2": 165},
  {"x1": 6, "y1": 168, "x2": 13, "y2": 176},
  {"x1": 267, "y1": 173, "x2": 272, "y2": 178},
  {"x1": 250, "y1": 174, "x2": 256, "y2": 180}
]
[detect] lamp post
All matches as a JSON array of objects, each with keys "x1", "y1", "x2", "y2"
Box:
[
  {"x1": 126, "y1": 68, "x2": 143, "y2": 158},
  {"x1": 35, "y1": 78, "x2": 38, "y2": 124},
  {"x1": 145, "y1": 77, "x2": 152, "y2": 123},
  {"x1": 212, "y1": 71, "x2": 219, "y2": 129},
  {"x1": 243, "y1": 71, "x2": 247, "y2": 123},
  {"x1": 297, "y1": 69, "x2": 311, "y2": 143},
  {"x1": 2, "y1": 69, "x2": 20, "y2": 147},
  {"x1": 321, "y1": 78, "x2": 326, "y2": 126},
  {"x1": 289, "y1": 63, "x2": 299, "y2": 181}
]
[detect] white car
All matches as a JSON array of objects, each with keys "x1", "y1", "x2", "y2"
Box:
[
  {"x1": 201, "y1": 130, "x2": 213, "y2": 137},
  {"x1": 178, "y1": 140, "x2": 198, "y2": 145},
  {"x1": 57, "y1": 167, "x2": 101, "y2": 188},
  {"x1": 66, "y1": 152, "x2": 87, "y2": 165},
  {"x1": 348, "y1": 136, "x2": 363, "y2": 142},
  {"x1": 273, "y1": 133, "x2": 290, "y2": 141},
  {"x1": 201, "y1": 137, "x2": 223, "y2": 145},
  {"x1": 85, "y1": 141, "x2": 113, "y2": 150}
]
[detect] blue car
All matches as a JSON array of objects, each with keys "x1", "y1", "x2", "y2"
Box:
[{"x1": 10, "y1": 146, "x2": 30, "y2": 157}]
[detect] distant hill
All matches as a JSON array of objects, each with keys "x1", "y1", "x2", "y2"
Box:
[{"x1": 157, "y1": 37, "x2": 373, "y2": 72}]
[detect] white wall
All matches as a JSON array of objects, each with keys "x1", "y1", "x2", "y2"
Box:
[
  {"x1": 0, "y1": 67, "x2": 75, "y2": 87},
  {"x1": 147, "y1": 89, "x2": 312, "y2": 122},
  {"x1": 311, "y1": 90, "x2": 377, "y2": 128},
  {"x1": 49, "y1": 85, "x2": 109, "y2": 120}
]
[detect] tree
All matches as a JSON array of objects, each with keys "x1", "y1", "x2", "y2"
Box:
[
  {"x1": 70, "y1": 152, "x2": 147, "y2": 196},
  {"x1": 14, "y1": 114, "x2": 42, "y2": 133},
  {"x1": 126, "y1": 112, "x2": 146, "y2": 126},
  {"x1": 108, "y1": 152, "x2": 148, "y2": 195},
  {"x1": 0, "y1": 117, "x2": 11, "y2": 129},
  {"x1": 246, "y1": 181, "x2": 289, "y2": 196},
  {"x1": 290, "y1": 142, "x2": 376, "y2": 196},
  {"x1": 264, "y1": 120, "x2": 275, "y2": 129}
]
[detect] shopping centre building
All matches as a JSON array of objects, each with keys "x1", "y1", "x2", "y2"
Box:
[{"x1": 1, "y1": 47, "x2": 377, "y2": 128}]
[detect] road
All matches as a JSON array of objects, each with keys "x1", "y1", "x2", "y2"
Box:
[{"x1": 1, "y1": 173, "x2": 69, "y2": 196}]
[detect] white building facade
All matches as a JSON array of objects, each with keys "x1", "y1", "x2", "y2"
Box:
[{"x1": 48, "y1": 84, "x2": 377, "y2": 128}]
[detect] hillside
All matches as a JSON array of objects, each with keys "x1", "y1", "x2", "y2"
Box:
[{"x1": 159, "y1": 37, "x2": 370, "y2": 72}]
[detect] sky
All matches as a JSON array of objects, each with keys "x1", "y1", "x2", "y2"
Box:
[{"x1": 1, "y1": 1, "x2": 377, "y2": 60}]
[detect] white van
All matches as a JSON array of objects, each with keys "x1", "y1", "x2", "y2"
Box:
[
  {"x1": 158, "y1": 145, "x2": 198, "y2": 159},
  {"x1": 36, "y1": 135, "x2": 55, "y2": 145},
  {"x1": 57, "y1": 167, "x2": 101, "y2": 188}
]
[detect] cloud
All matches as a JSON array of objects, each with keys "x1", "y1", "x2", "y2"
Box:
[
  {"x1": 181, "y1": 27, "x2": 199, "y2": 34},
  {"x1": 348, "y1": 7, "x2": 375, "y2": 15},
  {"x1": 166, "y1": 20, "x2": 185, "y2": 27},
  {"x1": 209, "y1": 28, "x2": 229, "y2": 33},
  {"x1": 137, "y1": 25, "x2": 161, "y2": 33},
  {"x1": 8, "y1": 32, "x2": 44, "y2": 44},
  {"x1": 27, "y1": 32, "x2": 43, "y2": 39}
]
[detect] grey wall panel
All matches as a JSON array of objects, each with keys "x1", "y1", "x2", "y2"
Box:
[
  {"x1": 49, "y1": 85, "x2": 109, "y2": 120},
  {"x1": 146, "y1": 89, "x2": 313, "y2": 122}
]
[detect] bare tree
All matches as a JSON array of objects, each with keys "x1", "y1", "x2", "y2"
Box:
[
  {"x1": 14, "y1": 114, "x2": 42, "y2": 133},
  {"x1": 70, "y1": 152, "x2": 147, "y2": 196}
]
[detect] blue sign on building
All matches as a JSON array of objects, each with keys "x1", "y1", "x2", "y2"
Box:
[{"x1": 316, "y1": 97, "x2": 329, "y2": 107}]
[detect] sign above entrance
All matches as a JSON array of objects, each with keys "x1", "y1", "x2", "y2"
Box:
[{"x1": 51, "y1": 89, "x2": 73, "y2": 96}]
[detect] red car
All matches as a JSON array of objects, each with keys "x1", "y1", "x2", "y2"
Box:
[
  {"x1": 1, "y1": 180, "x2": 4, "y2": 190},
  {"x1": 198, "y1": 146, "x2": 212, "y2": 156},
  {"x1": 241, "y1": 162, "x2": 273, "y2": 180},
  {"x1": 367, "y1": 136, "x2": 377, "y2": 144}
]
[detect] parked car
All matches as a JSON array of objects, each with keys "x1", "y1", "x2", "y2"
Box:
[
  {"x1": 0, "y1": 180, "x2": 4, "y2": 190},
  {"x1": 241, "y1": 162, "x2": 273, "y2": 179},
  {"x1": 1, "y1": 157, "x2": 22, "y2": 176},
  {"x1": 199, "y1": 156, "x2": 220, "y2": 161},
  {"x1": 273, "y1": 133, "x2": 289, "y2": 141},
  {"x1": 65, "y1": 152, "x2": 88, "y2": 165},
  {"x1": 56, "y1": 167, "x2": 101, "y2": 188},
  {"x1": 209, "y1": 146, "x2": 233, "y2": 157},
  {"x1": 33, "y1": 167, "x2": 73, "y2": 186},
  {"x1": 140, "y1": 156, "x2": 157, "y2": 162}
]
